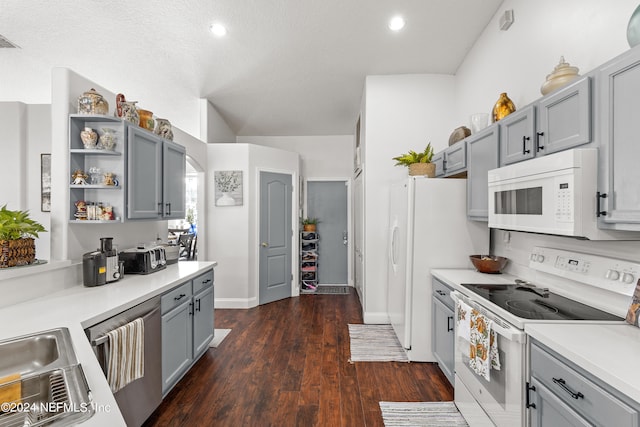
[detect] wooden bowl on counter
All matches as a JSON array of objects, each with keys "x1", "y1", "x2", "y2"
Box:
[{"x1": 469, "y1": 255, "x2": 508, "y2": 274}]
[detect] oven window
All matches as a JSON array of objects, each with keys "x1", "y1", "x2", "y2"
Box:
[{"x1": 494, "y1": 187, "x2": 542, "y2": 215}]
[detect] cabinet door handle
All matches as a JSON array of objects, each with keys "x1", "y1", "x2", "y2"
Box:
[
  {"x1": 447, "y1": 316, "x2": 453, "y2": 332},
  {"x1": 189, "y1": 302, "x2": 194, "y2": 316},
  {"x1": 436, "y1": 290, "x2": 447, "y2": 296},
  {"x1": 165, "y1": 203, "x2": 171, "y2": 216},
  {"x1": 174, "y1": 293, "x2": 186, "y2": 301},
  {"x1": 526, "y1": 382, "x2": 537, "y2": 409},
  {"x1": 596, "y1": 192, "x2": 607, "y2": 217},
  {"x1": 195, "y1": 298, "x2": 201, "y2": 312},
  {"x1": 157, "y1": 202, "x2": 163, "y2": 215},
  {"x1": 522, "y1": 136, "x2": 531, "y2": 155},
  {"x1": 552, "y1": 377, "x2": 584, "y2": 400},
  {"x1": 536, "y1": 131, "x2": 545, "y2": 151},
  {"x1": 442, "y1": 158, "x2": 447, "y2": 172}
]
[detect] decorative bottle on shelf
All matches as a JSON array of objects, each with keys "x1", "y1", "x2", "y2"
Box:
[
  {"x1": 99, "y1": 128, "x2": 117, "y2": 150},
  {"x1": 80, "y1": 127, "x2": 98, "y2": 149},
  {"x1": 491, "y1": 92, "x2": 516, "y2": 123}
]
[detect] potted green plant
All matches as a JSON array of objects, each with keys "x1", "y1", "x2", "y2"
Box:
[
  {"x1": 0, "y1": 205, "x2": 46, "y2": 268},
  {"x1": 392, "y1": 143, "x2": 436, "y2": 177},
  {"x1": 301, "y1": 218, "x2": 318, "y2": 232}
]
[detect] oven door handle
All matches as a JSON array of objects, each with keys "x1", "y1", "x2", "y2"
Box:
[{"x1": 452, "y1": 291, "x2": 525, "y2": 343}]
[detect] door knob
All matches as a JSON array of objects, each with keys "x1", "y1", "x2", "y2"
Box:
[{"x1": 261, "y1": 242, "x2": 268, "y2": 247}]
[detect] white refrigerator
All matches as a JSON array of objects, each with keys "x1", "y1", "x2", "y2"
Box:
[{"x1": 387, "y1": 176, "x2": 489, "y2": 362}]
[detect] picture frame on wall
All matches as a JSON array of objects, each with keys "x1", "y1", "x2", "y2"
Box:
[
  {"x1": 41, "y1": 153, "x2": 51, "y2": 212},
  {"x1": 214, "y1": 170, "x2": 243, "y2": 206}
]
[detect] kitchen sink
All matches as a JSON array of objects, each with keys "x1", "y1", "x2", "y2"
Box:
[{"x1": 0, "y1": 328, "x2": 95, "y2": 426}]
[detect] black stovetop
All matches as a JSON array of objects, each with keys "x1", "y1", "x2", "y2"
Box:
[{"x1": 460, "y1": 283, "x2": 623, "y2": 321}]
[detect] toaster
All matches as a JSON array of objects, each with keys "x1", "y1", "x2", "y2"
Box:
[{"x1": 119, "y1": 245, "x2": 167, "y2": 274}]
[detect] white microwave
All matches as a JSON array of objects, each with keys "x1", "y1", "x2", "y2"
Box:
[{"x1": 488, "y1": 148, "x2": 638, "y2": 240}]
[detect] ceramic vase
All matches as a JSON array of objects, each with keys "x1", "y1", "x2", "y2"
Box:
[
  {"x1": 540, "y1": 57, "x2": 580, "y2": 95},
  {"x1": 217, "y1": 192, "x2": 235, "y2": 206},
  {"x1": 138, "y1": 109, "x2": 154, "y2": 131},
  {"x1": 628, "y1": 4, "x2": 640, "y2": 47},
  {"x1": 492, "y1": 92, "x2": 516, "y2": 123},
  {"x1": 155, "y1": 118, "x2": 174, "y2": 140},
  {"x1": 77, "y1": 88, "x2": 109, "y2": 115},
  {"x1": 99, "y1": 128, "x2": 117, "y2": 150},
  {"x1": 80, "y1": 127, "x2": 98, "y2": 149}
]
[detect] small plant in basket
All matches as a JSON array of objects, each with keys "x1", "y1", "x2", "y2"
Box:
[
  {"x1": 0, "y1": 205, "x2": 47, "y2": 268},
  {"x1": 392, "y1": 143, "x2": 436, "y2": 177}
]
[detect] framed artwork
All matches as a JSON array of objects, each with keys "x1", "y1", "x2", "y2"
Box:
[
  {"x1": 214, "y1": 170, "x2": 243, "y2": 206},
  {"x1": 41, "y1": 153, "x2": 51, "y2": 212}
]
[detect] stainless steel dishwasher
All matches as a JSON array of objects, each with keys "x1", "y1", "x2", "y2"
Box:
[{"x1": 85, "y1": 296, "x2": 162, "y2": 427}]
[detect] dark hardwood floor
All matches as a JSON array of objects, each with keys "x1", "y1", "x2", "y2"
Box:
[{"x1": 143, "y1": 289, "x2": 453, "y2": 426}]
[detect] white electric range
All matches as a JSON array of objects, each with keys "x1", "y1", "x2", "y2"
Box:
[{"x1": 448, "y1": 247, "x2": 639, "y2": 427}]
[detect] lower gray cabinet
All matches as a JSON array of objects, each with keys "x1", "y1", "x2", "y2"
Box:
[
  {"x1": 161, "y1": 268, "x2": 215, "y2": 396},
  {"x1": 529, "y1": 340, "x2": 639, "y2": 427},
  {"x1": 432, "y1": 278, "x2": 454, "y2": 385}
]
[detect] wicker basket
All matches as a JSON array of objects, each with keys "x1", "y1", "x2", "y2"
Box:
[
  {"x1": 0, "y1": 238, "x2": 36, "y2": 268},
  {"x1": 409, "y1": 163, "x2": 436, "y2": 177}
]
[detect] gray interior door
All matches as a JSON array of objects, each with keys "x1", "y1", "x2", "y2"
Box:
[
  {"x1": 259, "y1": 172, "x2": 292, "y2": 305},
  {"x1": 307, "y1": 181, "x2": 348, "y2": 285}
]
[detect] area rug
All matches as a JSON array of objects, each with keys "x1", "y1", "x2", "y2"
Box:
[
  {"x1": 209, "y1": 329, "x2": 231, "y2": 347},
  {"x1": 379, "y1": 402, "x2": 468, "y2": 426},
  {"x1": 348, "y1": 324, "x2": 409, "y2": 362},
  {"x1": 315, "y1": 285, "x2": 350, "y2": 295}
]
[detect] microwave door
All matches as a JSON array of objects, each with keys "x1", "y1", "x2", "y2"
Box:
[{"x1": 489, "y1": 172, "x2": 577, "y2": 236}]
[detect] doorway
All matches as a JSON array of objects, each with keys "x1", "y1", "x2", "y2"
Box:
[
  {"x1": 259, "y1": 171, "x2": 293, "y2": 305},
  {"x1": 305, "y1": 179, "x2": 350, "y2": 286}
]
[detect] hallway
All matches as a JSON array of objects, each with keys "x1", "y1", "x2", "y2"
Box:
[{"x1": 144, "y1": 289, "x2": 453, "y2": 426}]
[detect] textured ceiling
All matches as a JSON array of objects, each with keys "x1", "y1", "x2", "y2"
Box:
[{"x1": 0, "y1": 0, "x2": 503, "y2": 137}]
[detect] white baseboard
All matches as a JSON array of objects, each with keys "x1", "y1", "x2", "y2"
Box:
[
  {"x1": 363, "y1": 312, "x2": 390, "y2": 324},
  {"x1": 214, "y1": 297, "x2": 258, "y2": 309}
]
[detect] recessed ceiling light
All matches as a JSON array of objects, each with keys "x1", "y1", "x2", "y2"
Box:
[
  {"x1": 210, "y1": 22, "x2": 227, "y2": 37},
  {"x1": 388, "y1": 16, "x2": 405, "y2": 32}
]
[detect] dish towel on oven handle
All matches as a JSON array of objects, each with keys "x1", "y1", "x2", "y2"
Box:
[
  {"x1": 469, "y1": 308, "x2": 501, "y2": 381},
  {"x1": 106, "y1": 317, "x2": 144, "y2": 393},
  {"x1": 456, "y1": 300, "x2": 472, "y2": 342}
]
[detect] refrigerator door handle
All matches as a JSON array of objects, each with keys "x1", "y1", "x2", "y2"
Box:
[{"x1": 390, "y1": 224, "x2": 399, "y2": 273}]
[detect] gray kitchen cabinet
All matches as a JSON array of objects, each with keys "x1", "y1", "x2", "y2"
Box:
[
  {"x1": 161, "y1": 293, "x2": 193, "y2": 395},
  {"x1": 161, "y1": 268, "x2": 215, "y2": 396},
  {"x1": 536, "y1": 76, "x2": 591, "y2": 156},
  {"x1": 127, "y1": 126, "x2": 186, "y2": 220},
  {"x1": 597, "y1": 48, "x2": 640, "y2": 230},
  {"x1": 466, "y1": 126, "x2": 499, "y2": 221},
  {"x1": 433, "y1": 140, "x2": 467, "y2": 178},
  {"x1": 528, "y1": 339, "x2": 640, "y2": 427},
  {"x1": 443, "y1": 140, "x2": 467, "y2": 177},
  {"x1": 499, "y1": 105, "x2": 536, "y2": 166},
  {"x1": 432, "y1": 278, "x2": 454, "y2": 385},
  {"x1": 432, "y1": 151, "x2": 445, "y2": 177},
  {"x1": 500, "y1": 77, "x2": 591, "y2": 167}
]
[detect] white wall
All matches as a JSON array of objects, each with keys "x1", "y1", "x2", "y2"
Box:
[
  {"x1": 362, "y1": 74, "x2": 456, "y2": 322},
  {"x1": 199, "y1": 99, "x2": 236, "y2": 144},
  {"x1": 0, "y1": 103, "x2": 27, "y2": 210},
  {"x1": 237, "y1": 135, "x2": 352, "y2": 179},
  {"x1": 456, "y1": 1, "x2": 640, "y2": 280},
  {"x1": 207, "y1": 143, "x2": 299, "y2": 308}
]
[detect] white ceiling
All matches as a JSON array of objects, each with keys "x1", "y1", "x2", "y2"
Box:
[{"x1": 0, "y1": 0, "x2": 503, "y2": 137}]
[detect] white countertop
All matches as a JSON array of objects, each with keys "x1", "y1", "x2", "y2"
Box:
[
  {"x1": 432, "y1": 268, "x2": 640, "y2": 405},
  {"x1": 0, "y1": 260, "x2": 216, "y2": 426}
]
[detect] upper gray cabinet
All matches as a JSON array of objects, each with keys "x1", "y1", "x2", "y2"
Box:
[
  {"x1": 467, "y1": 126, "x2": 499, "y2": 221},
  {"x1": 127, "y1": 126, "x2": 186, "y2": 220},
  {"x1": 499, "y1": 105, "x2": 536, "y2": 166},
  {"x1": 537, "y1": 76, "x2": 591, "y2": 155},
  {"x1": 433, "y1": 140, "x2": 467, "y2": 178},
  {"x1": 597, "y1": 47, "x2": 640, "y2": 230},
  {"x1": 499, "y1": 76, "x2": 592, "y2": 166}
]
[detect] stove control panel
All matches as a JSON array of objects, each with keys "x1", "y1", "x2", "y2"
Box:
[{"x1": 529, "y1": 247, "x2": 640, "y2": 296}]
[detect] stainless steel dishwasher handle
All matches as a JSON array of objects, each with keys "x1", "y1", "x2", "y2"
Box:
[{"x1": 91, "y1": 305, "x2": 160, "y2": 347}]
